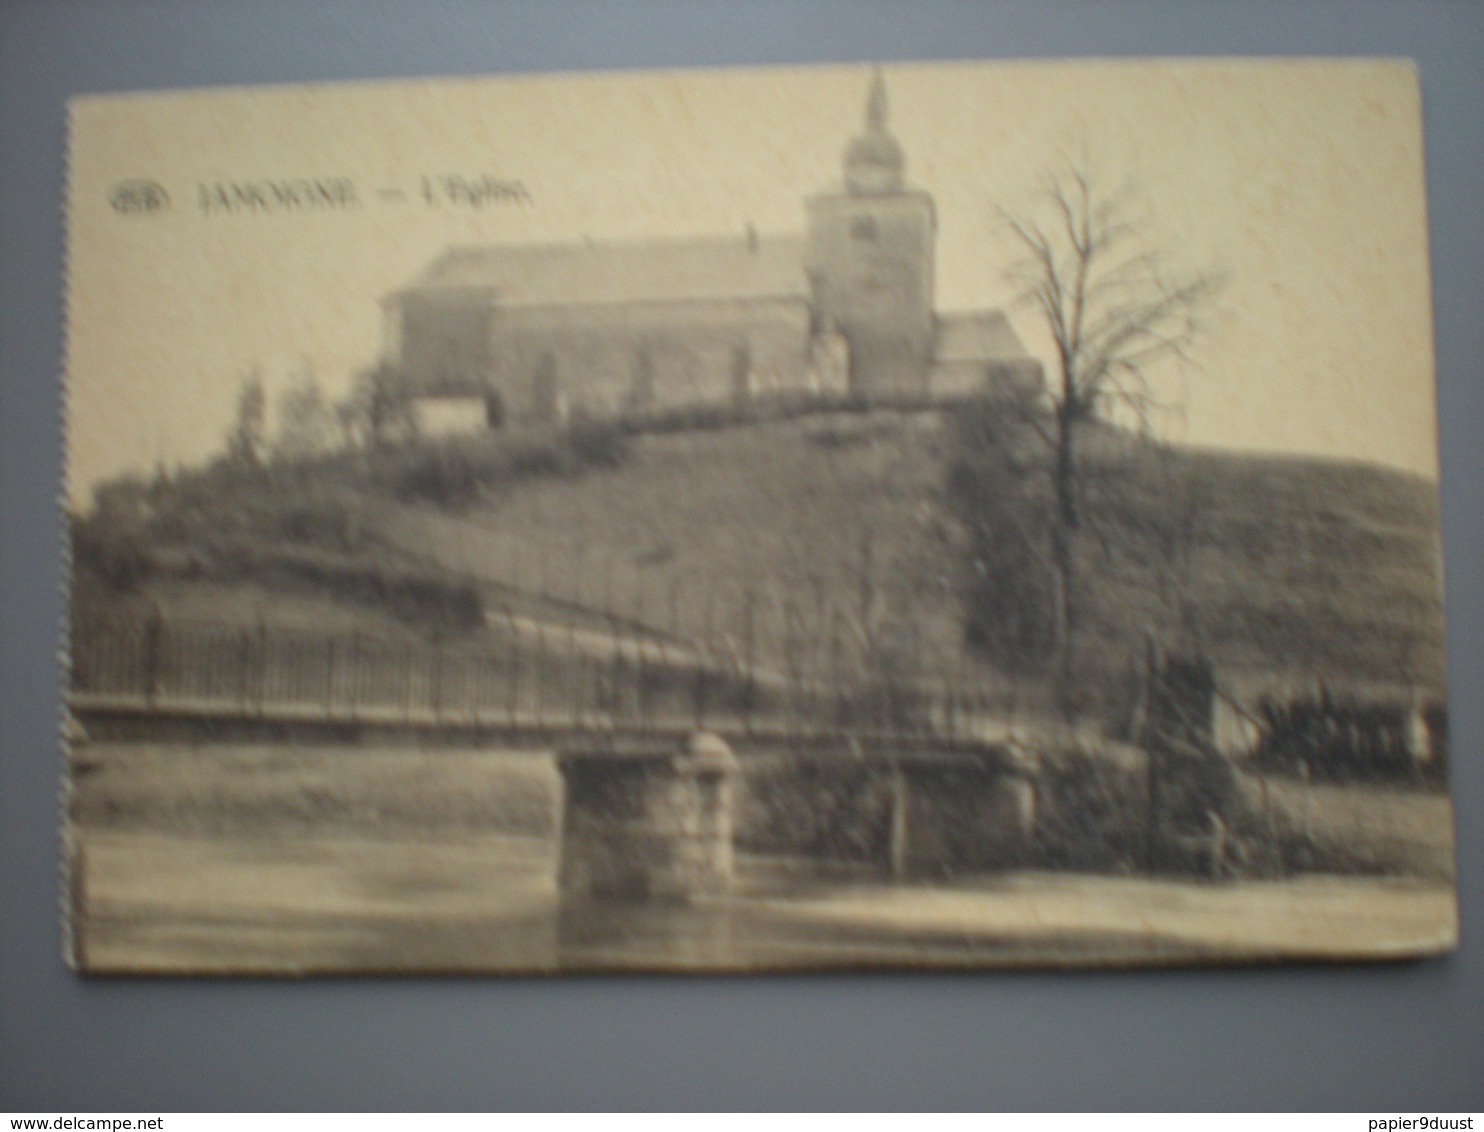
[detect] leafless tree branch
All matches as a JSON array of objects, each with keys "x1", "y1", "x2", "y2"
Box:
[{"x1": 997, "y1": 158, "x2": 1226, "y2": 688}]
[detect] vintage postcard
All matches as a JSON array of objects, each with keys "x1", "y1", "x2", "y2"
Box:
[{"x1": 64, "y1": 59, "x2": 1455, "y2": 974}]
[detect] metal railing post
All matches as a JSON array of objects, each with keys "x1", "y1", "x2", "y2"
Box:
[
  {"x1": 238, "y1": 626, "x2": 253, "y2": 714},
  {"x1": 534, "y1": 618, "x2": 546, "y2": 729},
  {"x1": 141, "y1": 611, "x2": 163, "y2": 708},
  {"x1": 506, "y1": 607, "x2": 521, "y2": 727},
  {"x1": 325, "y1": 636, "x2": 337, "y2": 720},
  {"x1": 694, "y1": 584, "x2": 714, "y2": 730},
  {"x1": 742, "y1": 586, "x2": 756, "y2": 736},
  {"x1": 350, "y1": 631, "x2": 363, "y2": 722},
  {"x1": 635, "y1": 578, "x2": 649, "y2": 724},
  {"x1": 400, "y1": 644, "x2": 413, "y2": 723},
  {"x1": 255, "y1": 619, "x2": 268, "y2": 717}
]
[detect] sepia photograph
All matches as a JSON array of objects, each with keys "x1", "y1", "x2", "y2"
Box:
[{"x1": 63, "y1": 58, "x2": 1455, "y2": 974}]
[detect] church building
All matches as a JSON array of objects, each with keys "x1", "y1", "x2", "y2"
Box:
[{"x1": 381, "y1": 73, "x2": 1042, "y2": 432}]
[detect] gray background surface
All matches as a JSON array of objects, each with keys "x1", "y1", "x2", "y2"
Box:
[{"x1": 2, "y1": 0, "x2": 1480, "y2": 1111}]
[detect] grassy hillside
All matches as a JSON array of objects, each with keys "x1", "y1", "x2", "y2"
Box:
[
  {"x1": 379, "y1": 412, "x2": 966, "y2": 685},
  {"x1": 1058, "y1": 430, "x2": 1446, "y2": 694},
  {"x1": 72, "y1": 406, "x2": 1447, "y2": 715},
  {"x1": 374, "y1": 411, "x2": 1445, "y2": 695}
]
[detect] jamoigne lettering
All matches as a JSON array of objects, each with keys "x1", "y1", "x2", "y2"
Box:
[{"x1": 198, "y1": 177, "x2": 360, "y2": 215}]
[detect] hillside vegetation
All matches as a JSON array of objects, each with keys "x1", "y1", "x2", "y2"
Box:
[{"x1": 72, "y1": 404, "x2": 1447, "y2": 717}]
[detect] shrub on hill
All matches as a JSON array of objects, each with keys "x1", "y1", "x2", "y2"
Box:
[{"x1": 371, "y1": 419, "x2": 630, "y2": 506}]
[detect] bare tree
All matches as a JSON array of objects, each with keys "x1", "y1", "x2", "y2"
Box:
[
  {"x1": 1002, "y1": 161, "x2": 1224, "y2": 680},
  {"x1": 224, "y1": 369, "x2": 267, "y2": 469},
  {"x1": 273, "y1": 362, "x2": 334, "y2": 461},
  {"x1": 345, "y1": 360, "x2": 416, "y2": 447}
]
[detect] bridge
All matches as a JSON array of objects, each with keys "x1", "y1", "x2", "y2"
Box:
[{"x1": 69, "y1": 612, "x2": 1043, "y2": 902}]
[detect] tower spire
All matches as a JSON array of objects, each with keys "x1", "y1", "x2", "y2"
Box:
[
  {"x1": 843, "y1": 69, "x2": 905, "y2": 193},
  {"x1": 867, "y1": 67, "x2": 889, "y2": 133}
]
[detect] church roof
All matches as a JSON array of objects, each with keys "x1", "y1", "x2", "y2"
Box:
[
  {"x1": 934, "y1": 310, "x2": 1035, "y2": 362},
  {"x1": 404, "y1": 234, "x2": 810, "y2": 308}
]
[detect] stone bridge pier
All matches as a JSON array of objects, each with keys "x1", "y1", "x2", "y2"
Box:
[{"x1": 556, "y1": 732, "x2": 740, "y2": 904}]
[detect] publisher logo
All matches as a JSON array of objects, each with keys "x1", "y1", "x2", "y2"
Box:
[{"x1": 108, "y1": 179, "x2": 169, "y2": 216}]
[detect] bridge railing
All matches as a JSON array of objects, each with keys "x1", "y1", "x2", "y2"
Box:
[{"x1": 69, "y1": 611, "x2": 1020, "y2": 741}]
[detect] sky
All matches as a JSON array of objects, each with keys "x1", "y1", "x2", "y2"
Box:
[{"x1": 65, "y1": 58, "x2": 1439, "y2": 502}]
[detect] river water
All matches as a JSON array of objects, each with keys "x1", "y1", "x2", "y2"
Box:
[{"x1": 69, "y1": 828, "x2": 1456, "y2": 974}]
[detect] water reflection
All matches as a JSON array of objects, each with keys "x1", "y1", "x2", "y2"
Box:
[
  {"x1": 557, "y1": 899, "x2": 742, "y2": 970},
  {"x1": 73, "y1": 828, "x2": 1456, "y2": 973}
]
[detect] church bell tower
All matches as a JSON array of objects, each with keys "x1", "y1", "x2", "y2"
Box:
[{"x1": 806, "y1": 71, "x2": 936, "y2": 399}]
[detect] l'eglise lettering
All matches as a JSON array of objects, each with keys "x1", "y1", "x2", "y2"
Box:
[{"x1": 198, "y1": 176, "x2": 360, "y2": 216}]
